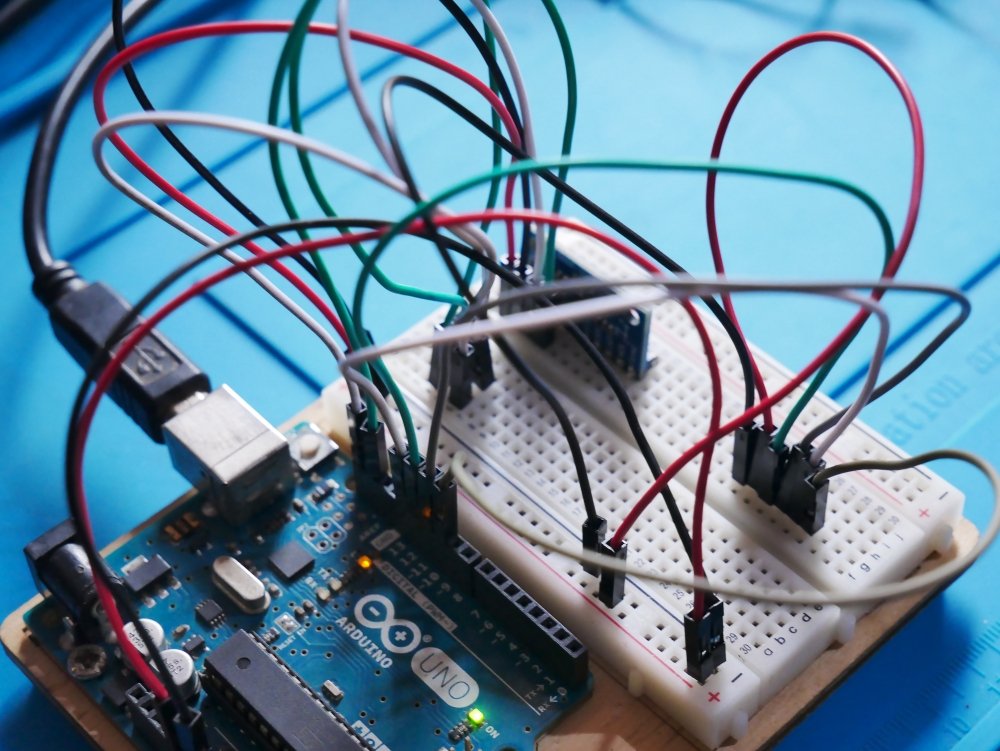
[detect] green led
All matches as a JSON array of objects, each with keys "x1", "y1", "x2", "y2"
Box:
[{"x1": 467, "y1": 708, "x2": 485, "y2": 727}]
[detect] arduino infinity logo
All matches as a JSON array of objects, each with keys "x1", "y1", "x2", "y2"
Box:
[
  {"x1": 351, "y1": 595, "x2": 480, "y2": 708},
  {"x1": 353, "y1": 595, "x2": 422, "y2": 654}
]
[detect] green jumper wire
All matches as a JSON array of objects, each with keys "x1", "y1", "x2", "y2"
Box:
[
  {"x1": 271, "y1": 3, "x2": 889, "y2": 461},
  {"x1": 444, "y1": 0, "x2": 579, "y2": 317},
  {"x1": 765, "y1": 187, "x2": 892, "y2": 446},
  {"x1": 269, "y1": 0, "x2": 464, "y2": 461},
  {"x1": 538, "y1": 0, "x2": 578, "y2": 283},
  {"x1": 443, "y1": 2, "x2": 505, "y2": 325},
  {"x1": 352, "y1": 158, "x2": 894, "y2": 454}
]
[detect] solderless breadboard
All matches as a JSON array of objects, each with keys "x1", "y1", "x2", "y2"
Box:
[
  {"x1": 323, "y1": 230, "x2": 964, "y2": 749},
  {"x1": 526, "y1": 229, "x2": 963, "y2": 595}
]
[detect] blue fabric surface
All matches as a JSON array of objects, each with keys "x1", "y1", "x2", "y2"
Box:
[{"x1": 1, "y1": 1, "x2": 997, "y2": 748}]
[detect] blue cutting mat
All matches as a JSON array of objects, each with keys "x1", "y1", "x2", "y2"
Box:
[{"x1": 1, "y1": 1, "x2": 997, "y2": 749}]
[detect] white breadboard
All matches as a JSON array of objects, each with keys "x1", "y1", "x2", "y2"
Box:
[
  {"x1": 323, "y1": 229, "x2": 963, "y2": 749},
  {"x1": 532, "y1": 230, "x2": 963, "y2": 597}
]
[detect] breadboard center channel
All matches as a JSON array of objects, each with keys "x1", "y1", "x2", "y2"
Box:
[{"x1": 325, "y1": 228, "x2": 963, "y2": 749}]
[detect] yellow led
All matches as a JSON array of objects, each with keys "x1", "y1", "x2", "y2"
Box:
[
  {"x1": 357, "y1": 555, "x2": 373, "y2": 570},
  {"x1": 467, "y1": 708, "x2": 485, "y2": 727}
]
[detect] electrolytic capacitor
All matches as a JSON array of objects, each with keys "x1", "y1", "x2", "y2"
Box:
[{"x1": 157, "y1": 648, "x2": 201, "y2": 701}]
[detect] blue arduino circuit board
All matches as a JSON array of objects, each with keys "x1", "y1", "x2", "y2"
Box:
[{"x1": 22, "y1": 426, "x2": 591, "y2": 751}]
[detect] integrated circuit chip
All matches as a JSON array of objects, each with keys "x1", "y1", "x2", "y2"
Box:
[
  {"x1": 203, "y1": 630, "x2": 360, "y2": 751},
  {"x1": 268, "y1": 540, "x2": 315, "y2": 581},
  {"x1": 195, "y1": 598, "x2": 225, "y2": 627}
]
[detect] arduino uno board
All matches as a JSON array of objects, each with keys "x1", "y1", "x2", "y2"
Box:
[{"x1": 22, "y1": 425, "x2": 591, "y2": 751}]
